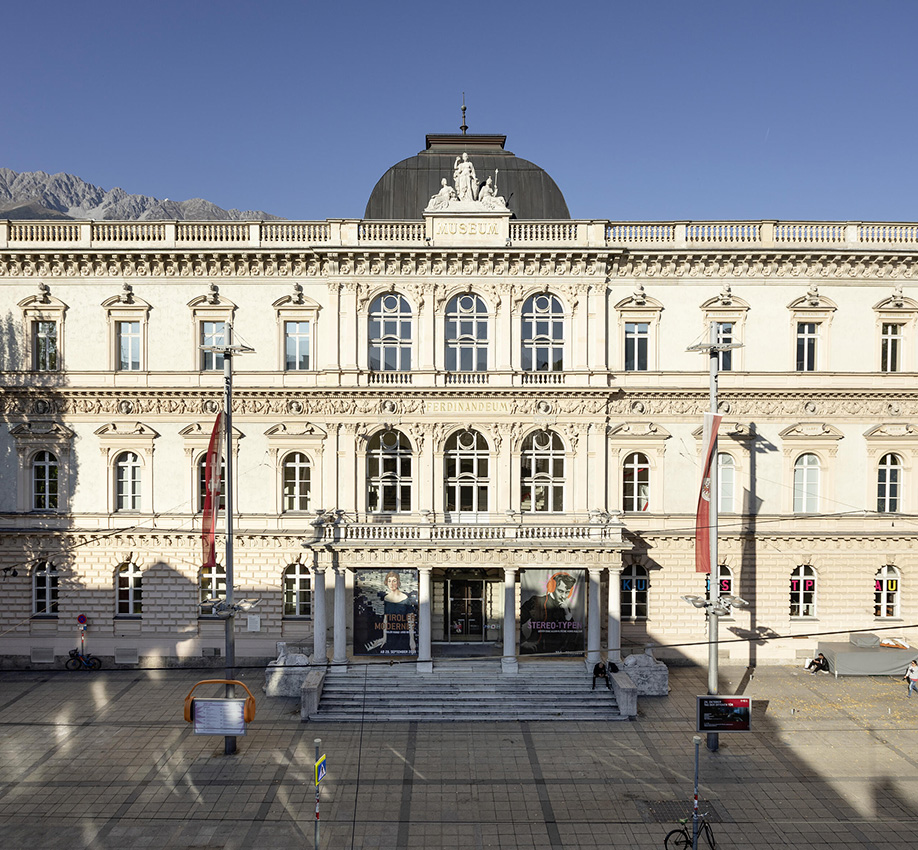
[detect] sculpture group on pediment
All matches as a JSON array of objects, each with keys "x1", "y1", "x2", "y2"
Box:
[{"x1": 425, "y1": 152, "x2": 510, "y2": 213}]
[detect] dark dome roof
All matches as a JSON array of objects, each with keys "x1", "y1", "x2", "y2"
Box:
[{"x1": 364, "y1": 134, "x2": 570, "y2": 220}]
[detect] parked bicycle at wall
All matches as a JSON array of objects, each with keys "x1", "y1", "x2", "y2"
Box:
[{"x1": 66, "y1": 647, "x2": 102, "y2": 670}]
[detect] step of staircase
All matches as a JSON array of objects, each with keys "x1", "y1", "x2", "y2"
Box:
[{"x1": 311, "y1": 659, "x2": 629, "y2": 722}]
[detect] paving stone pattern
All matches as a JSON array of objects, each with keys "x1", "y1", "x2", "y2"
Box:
[{"x1": 1, "y1": 664, "x2": 917, "y2": 848}]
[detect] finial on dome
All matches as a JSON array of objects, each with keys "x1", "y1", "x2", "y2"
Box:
[{"x1": 460, "y1": 92, "x2": 468, "y2": 135}]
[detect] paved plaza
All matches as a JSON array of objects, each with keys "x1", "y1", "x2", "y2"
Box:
[{"x1": 1, "y1": 663, "x2": 917, "y2": 849}]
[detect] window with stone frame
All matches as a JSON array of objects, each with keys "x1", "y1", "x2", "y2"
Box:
[
  {"x1": 624, "y1": 322, "x2": 649, "y2": 371},
  {"x1": 622, "y1": 452, "x2": 650, "y2": 512},
  {"x1": 32, "y1": 450, "x2": 59, "y2": 511},
  {"x1": 877, "y1": 453, "x2": 902, "y2": 513},
  {"x1": 198, "y1": 454, "x2": 226, "y2": 512},
  {"x1": 520, "y1": 430, "x2": 565, "y2": 513},
  {"x1": 445, "y1": 293, "x2": 489, "y2": 372},
  {"x1": 282, "y1": 452, "x2": 312, "y2": 512},
  {"x1": 620, "y1": 564, "x2": 649, "y2": 620},
  {"x1": 283, "y1": 562, "x2": 312, "y2": 618},
  {"x1": 790, "y1": 565, "x2": 817, "y2": 618},
  {"x1": 115, "y1": 451, "x2": 142, "y2": 512},
  {"x1": 789, "y1": 293, "x2": 836, "y2": 373},
  {"x1": 367, "y1": 430, "x2": 412, "y2": 513},
  {"x1": 521, "y1": 293, "x2": 564, "y2": 372},
  {"x1": 116, "y1": 561, "x2": 143, "y2": 616},
  {"x1": 368, "y1": 293, "x2": 412, "y2": 371},
  {"x1": 874, "y1": 565, "x2": 900, "y2": 619},
  {"x1": 793, "y1": 453, "x2": 820, "y2": 513},
  {"x1": 20, "y1": 292, "x2": 67, "y2": 372},
  {"x1": 32, "y1": 560, "x2": 59, "y2": 617},
  {"x1": 444, "y1": 429, "x2": 490, "y2": 514}
]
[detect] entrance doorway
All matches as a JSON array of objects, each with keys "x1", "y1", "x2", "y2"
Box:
[{"x1": 448, "y1": 579, "x2": 484, "y2": 641}]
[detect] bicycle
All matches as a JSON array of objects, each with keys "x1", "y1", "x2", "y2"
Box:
[
  {"x1": 664, "y1": 812, "x2": 716, "y2": 849},
  {"x1": 66, "y1": 648, "x2": 102, "y2": 671}
]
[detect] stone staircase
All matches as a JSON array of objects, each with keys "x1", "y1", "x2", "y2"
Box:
[{"x1": 310, "y1": 658, "x2": 630, "y2": 722}]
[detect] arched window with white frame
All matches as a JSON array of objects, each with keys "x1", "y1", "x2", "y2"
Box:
[
  {"x1": 793, "y1": 453, "x2": 820, "y2": 513},
  {"x1": 445, "y1": 430, "x2": 490, "y2": 516},
  {"x1": 445, "y1": 293, "x2": 488, "y2": 372},
  {"x1": 877, "y1": 453, "x2": 902, "y2": 513},
  {"x1": 622, "y1": 452, "x2": 650, "y2": 512},
  {"x1": 718, "y1": 453, "x2": 735, "y2": 514},
  {"x1": 367, "y1": 430, "x2": 412, "y2": 513},
  {"x1": 620, "y1": 564, "x2": 649, "y2": 620},
  {"x1": 115, "y1": 451, "x2": 142, "y2": 512},
  {"x1": 875, "y1": 565, "x2": 900, "y2": 619},
  {"x1": 116, "y1": 561, "x2": 143, "y2": 616},
  {"x1": 521, "y1": 293, "x2": 564, "y2": 372},
  {"x1": 32, "y1": 450, "x2": 59, "y2": 511},
  {"x1": 33, "y1": 560, "x2": 59, "y2": 616},
  {"x1": 283, "y1": 562, "x2": 312, "y2": 618},
  {"x1": 282, "y1": 452, "x2": 311, "y2": 512},
  {"x1": 520, "y1": 430, "x2": 565, "y2": 513},
  {"x1": 368, "y1": 293, "x2": 412, "y2": 371},
  {"x1": 790, "y1": 565, "x2": 817, "y2": 618}
]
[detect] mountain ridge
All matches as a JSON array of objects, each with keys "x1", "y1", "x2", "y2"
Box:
[{"x1": 0, "y1": 168, "x2": 283, "y2": 221}]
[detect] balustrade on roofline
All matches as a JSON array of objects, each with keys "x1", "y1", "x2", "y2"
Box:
[{"x1": 3, "y1": 219, "x2": 918, "y2": 250}]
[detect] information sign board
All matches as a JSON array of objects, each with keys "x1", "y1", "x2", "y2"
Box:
[
  {"x1": 192, "y1": 698, "x2": 248, "y2": 736},
  {"x1": 696, "y1": 696, "x2": 751, "y2": 732}
]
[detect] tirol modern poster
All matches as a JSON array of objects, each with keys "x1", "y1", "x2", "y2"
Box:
[
  {"x1": 353, "y1": 568, "x2": 419, "y2": 656},
  {"x1": 519, "y1": 569, "x2": 586, "y2": 655}
]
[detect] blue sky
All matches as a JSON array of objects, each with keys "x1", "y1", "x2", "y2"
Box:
[{"x1": 3, "y1": 0, "x2": 916, "y2": 223}]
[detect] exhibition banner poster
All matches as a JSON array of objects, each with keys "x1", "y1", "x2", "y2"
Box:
[
  {"x1": 353, "y1": 568, "x2": 419, "y2": 656},
  {"x1": 519, "y1": 568, "x2": 585, "y2": 655}
]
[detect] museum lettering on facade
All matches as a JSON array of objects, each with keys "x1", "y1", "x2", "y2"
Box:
[{"x1": 0, "y1": 129, "x2": 916, "y2": 673}]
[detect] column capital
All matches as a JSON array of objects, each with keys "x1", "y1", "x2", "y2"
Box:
[{"x1": 417, "y1": 564, "x2": 433, "y2": 576}]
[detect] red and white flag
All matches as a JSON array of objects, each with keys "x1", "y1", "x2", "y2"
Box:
[
  {"x1": 695, "y1": 412, "x2": 722, "y2": 573},
  {"x1": 201, "y1": 411, "x2": 224, "y2": 569}
]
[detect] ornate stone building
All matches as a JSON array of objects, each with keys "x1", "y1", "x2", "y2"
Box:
[{"x1": 1, "y1": 131, "x2": 917, "y2": 670}]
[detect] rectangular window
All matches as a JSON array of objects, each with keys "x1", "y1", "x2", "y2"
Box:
[
  {"x1": 34, "y1": 320, "x2": 59, "y2": 371},
  {"x1": 715, "y1": 322, "x2": 733, "y2": 371},
  {"x1": 796, "y1": 322, "x2": 818, "y2": 371},
  {"x1": 624, "y1": 322, "x2": 649, "y2": 371},
  {"x1": 201, "y1": 322, "x2": 226, "y2": 371},
  {"x1": 881, "y1": 323, "x2": 902, "y2": 372},
  {"x1": 117, "y1": 321, "x2": 142, "y2": 371},
  {"x1": 285, "y1": 321, "x2": 311, "y2": 371}
]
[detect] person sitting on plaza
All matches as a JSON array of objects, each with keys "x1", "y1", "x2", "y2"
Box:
[{"x1": 806, "y1": 653, "x2": 830, "y2": 674}]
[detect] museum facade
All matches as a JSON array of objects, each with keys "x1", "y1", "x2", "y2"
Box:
[{"x1": 1, "y1": 131, "x2": 917, "y2": 670}]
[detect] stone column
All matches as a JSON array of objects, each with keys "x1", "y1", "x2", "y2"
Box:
[
  {"x1": 312, "y1": 563, "x2": 327, "y2": 664},
  {"x1": 501, "y1": 566, "x2": 518, "y2": 674},
  {"x1": 607, "y1": 565, "x2": 623, "y2": 663},
  {"x1": 332, "y1": 564, "x2": 347, "y2": 665},
  {"x1": 417, "y1": 565, "x2": 433, "y2": 674},
  {"x1": 586, "y1": 567, "x2": 602, "y2": 670}
]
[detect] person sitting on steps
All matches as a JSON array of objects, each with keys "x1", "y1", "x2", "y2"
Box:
[{"x1": 592, "y1": 660, "x2": 618, "y2": 690}]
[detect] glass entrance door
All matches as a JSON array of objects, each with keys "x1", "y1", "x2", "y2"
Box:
[{"x1": 447, "y1": 579, "x2": 484, "y2": 641}]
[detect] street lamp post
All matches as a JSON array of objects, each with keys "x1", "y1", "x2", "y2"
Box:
[{"x1": 688, "y1": 324, "x2": 742, "y2": 752}]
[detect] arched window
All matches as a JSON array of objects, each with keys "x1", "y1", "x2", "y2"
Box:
[
  {"x1": 622, "y1": 452, "x2": 650, "y2": 512},
  {"x1": 790, "y1": 565, "x2": 817, "y2": 618},
  {"x1": 369, "y1": 293, "x2": 412, "y2": 371},
  {"x1": 32, "y1": 560, "x2": 59, "y2": 616},
  {"x1": 705, "y1": 564, "x2": 734, "y2": 598},
  {"x1": 200, "y1": 563, "x2": 226, "y2": 616},
  {"x1": 877, "y1": 453, "x2": 902, "y2": 513},
  {"x1": 115, "y1": 451, "x2": 141, "y2": 511},
  {"x1": 116, "y1": 561, "x2": 143, "y2": 616},
  {"x1": 445, "y1": 430, "x2": 490, "y2": 515},
  {"x1": 718, "y1": 453, "x2": 735, "y2": 514},
  {"x1": 367, "y1": 430, "x2": 412, "y2": 513},
  {"x1": 282, "y1": 452, "x2": 311, "y2": 512},
  {"x1": 283, "y1": 562, "x2": 312, "y2": 617},
  {"x1": 32, "y1": 450, "x2": 59, "y2": 511},
  {"x1": 445, "y1": 293, "x2": 488, "y2": 372},
  {"x1": 875, "y1": 565, "x2": 900, "y2": 619},
  {"x1": 198, "y1": 455, "x2": 226, "y2": 512},
  {"x1": 521, "y1": 293, "x2": 564, "y2": 372},
  {"x1": 520, "y1": 430, "x2": 565, "y2": 512},
  {"x1": 621, "y1": 564, "x2": 649, "y2": 620},
  {"x1": 793, "y1": 453, "x2": 820, "y2": 513}
]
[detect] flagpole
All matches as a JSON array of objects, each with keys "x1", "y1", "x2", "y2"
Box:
[
  {"x1": 706, "y1": 322, "x2": 720, "y2": 753},
  {"x1": 223, "y1": 325, "x2": 236, "y2": 756}
]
